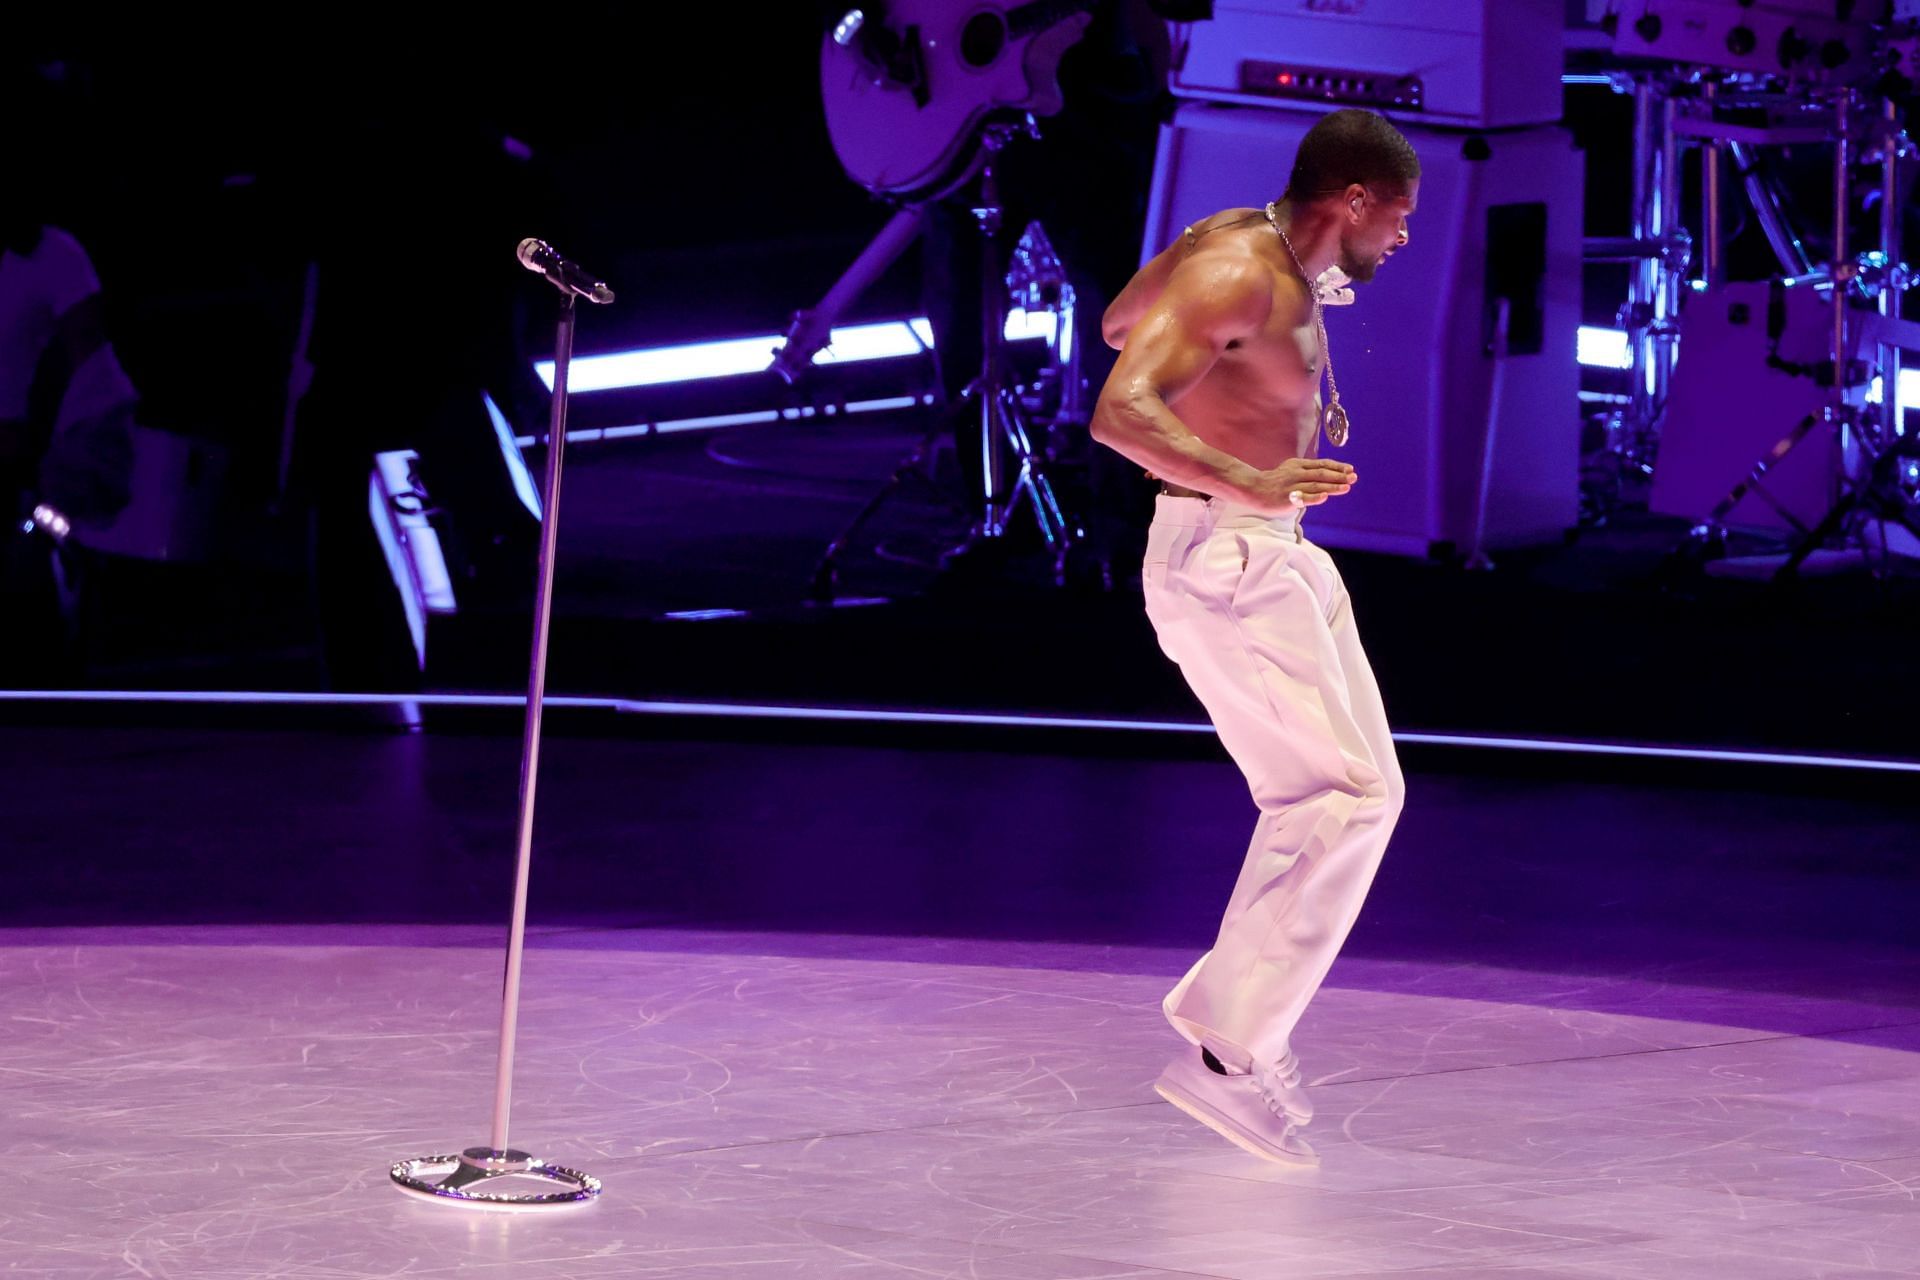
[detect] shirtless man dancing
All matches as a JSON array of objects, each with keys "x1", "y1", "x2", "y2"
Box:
[{"x1": 1090, "y1": 109, "x2": 1417, "y2": 1163}]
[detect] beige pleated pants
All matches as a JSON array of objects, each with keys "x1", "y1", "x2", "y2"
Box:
[{"x1": 1143, "y1": 494, "x2": 1406, "y2": 1073}]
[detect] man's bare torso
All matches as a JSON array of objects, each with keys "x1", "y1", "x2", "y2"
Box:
[{"x1": 1117, "y1": 208, "x2": 1323, "y2": 470}]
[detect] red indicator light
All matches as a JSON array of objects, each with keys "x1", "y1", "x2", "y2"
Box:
[{"x1": 1278, "y1": 73, "x2": 1294, "y2": 85}]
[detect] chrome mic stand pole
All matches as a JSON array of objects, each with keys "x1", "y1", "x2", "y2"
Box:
[{"x1": 391, "y1": 241, "x2": 612, "y2": 1209}]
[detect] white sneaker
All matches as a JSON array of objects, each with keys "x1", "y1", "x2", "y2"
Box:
[
  {"x1": 1155, "y1": 1051, "x2": 1317, "y2": 1165},
  {"x1": 1198, "y1": 1044, "x2": 1314, "y2": 1124}
]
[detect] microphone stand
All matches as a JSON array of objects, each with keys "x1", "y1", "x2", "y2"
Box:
[{"x1": 390, "y1": 246, "x2": 609, "y2": 1209}]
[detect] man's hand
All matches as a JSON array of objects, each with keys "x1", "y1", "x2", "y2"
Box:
[{"x1": 1241, "y1": 458, "x2": 1357, "y2": 514}]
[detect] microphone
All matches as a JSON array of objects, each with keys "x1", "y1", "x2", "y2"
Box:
[{"x1": 516, "y1": 238, "x2": 615, "y2": 305}]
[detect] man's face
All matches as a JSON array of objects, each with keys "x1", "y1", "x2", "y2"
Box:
[{"x1": 1336, "y1": 180, "x2": 1417, "y2": 284}]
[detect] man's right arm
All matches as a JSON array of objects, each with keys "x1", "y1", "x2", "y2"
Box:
[{"x1": 1090, "y1": 257, "x2": 1354, "y2": 512}]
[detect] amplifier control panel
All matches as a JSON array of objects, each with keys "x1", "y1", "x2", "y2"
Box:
[{"x1": 1237, "y1": 61, "x2": 1424, "y2": 112}]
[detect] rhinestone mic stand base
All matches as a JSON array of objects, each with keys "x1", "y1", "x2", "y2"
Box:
[
  {"x1": 390, "y1": 1149, "x2": 599, "y2": 1209},
  {"x1": 389, "y1": 249, "x2": 609, "y2": 1210}
]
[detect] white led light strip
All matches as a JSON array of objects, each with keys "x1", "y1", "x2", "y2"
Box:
[
  {"x1": 533, "y1": 311, "x2": 1060, "y2": 392},
  {"x1": 508, "y1": 397, "x2": 929, "y2": 449},
  {"x1": 2, "y1": 690, "x2": 1914, "y2": 774}
]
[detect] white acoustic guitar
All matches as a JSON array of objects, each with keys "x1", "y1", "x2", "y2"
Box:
[{"x1": 822, "y1": 1, "x2": 1096, "y2": 198}]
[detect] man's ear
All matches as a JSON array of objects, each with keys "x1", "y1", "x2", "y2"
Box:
[{"x1": 1344, "y1": 184, "x2": 1367, "y2": 225}]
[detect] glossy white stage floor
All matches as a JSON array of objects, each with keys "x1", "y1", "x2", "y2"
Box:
[{"x1": 7, "y1": 925, "x2": 1919, "y2": 1279}]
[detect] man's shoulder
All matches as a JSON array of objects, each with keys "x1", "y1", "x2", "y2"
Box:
[
  {"x1": 1162, "y1": 246, "x2": 1270, "y2": 312},
  {"x1": 1170, "y1": 236, "x2": 1307, "y2": 320},
  {"x1": 1147, "y1": 250, "x2": 1275, "y2": 339},
  {"x1": 1171, "y1": 235, "x2": 1271, "y2": 288}
]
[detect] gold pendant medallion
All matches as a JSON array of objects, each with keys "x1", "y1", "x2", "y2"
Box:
[{"x1": 1323, "y1": 400, "x2": 1350, "y2": 448}]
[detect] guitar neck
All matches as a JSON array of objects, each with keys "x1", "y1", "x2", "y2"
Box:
[{"x1": 1006, "y1": 0, "x2": 1094, "y2": 41}]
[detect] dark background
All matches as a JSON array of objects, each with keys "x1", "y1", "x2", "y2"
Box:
[{"x1": 7, "y1": 11, "x2": 1916, "y2": 760}]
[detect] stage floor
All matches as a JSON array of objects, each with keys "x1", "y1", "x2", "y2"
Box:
[{"x1": 9, "y1": 924, "x2": 1919, "y2": 1278}]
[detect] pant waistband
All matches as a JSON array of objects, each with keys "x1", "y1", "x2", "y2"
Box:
[{"x1": 1153, "y1": 491, "x2": 1303, "y2": 536}]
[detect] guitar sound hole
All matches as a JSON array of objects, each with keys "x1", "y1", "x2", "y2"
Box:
[{"x1": 959, "y1": 13, "x2": 1007, "y2": 67}]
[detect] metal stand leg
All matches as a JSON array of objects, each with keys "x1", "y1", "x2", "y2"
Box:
[
  {"x1": 952, "y1": 123, "x2": 1079, "y2": 583},
  {"x1": 983, "y1": 383, "x2": 1076, "y2": 582},
  {"x1": 810, "y1": 412, "x2": 950, "y2": 602},
  {"x1": 390, "y1": 292, "x2": 600, "y2": 1210},
  {"x1": 1772, "y1": 89, "x2": 1870, "y2": 581}
]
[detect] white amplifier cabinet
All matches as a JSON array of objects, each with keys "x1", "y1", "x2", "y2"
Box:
[
  {"x1": 1141, "y1": 103, "x2": 1583, "y2": 557},
  {"x1": 1172, "y1": 0, "x2": 1565, "y2": 129}
]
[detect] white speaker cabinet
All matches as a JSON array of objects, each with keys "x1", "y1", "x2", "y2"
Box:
[{"x1": 1141, "y1": 102, "x2": 1584, "y2": 557}]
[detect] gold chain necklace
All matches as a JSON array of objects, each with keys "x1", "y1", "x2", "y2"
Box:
[{"x1": 1264, "y1": 202, "x2": 1350, "y2": 448}]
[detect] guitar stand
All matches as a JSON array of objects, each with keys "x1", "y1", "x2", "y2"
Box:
[{"x1": 811, "y1": 120, "x2": 1080, "y2": 602}]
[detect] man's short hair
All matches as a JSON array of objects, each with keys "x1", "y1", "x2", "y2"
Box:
[{"x1": 1283, "y1": 109, "x2": 1420, "y2": 201}]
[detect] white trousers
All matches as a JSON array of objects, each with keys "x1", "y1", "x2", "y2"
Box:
[{"x1": 1143, "y1": 494, "x2": 1406, "y2": 1073}]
